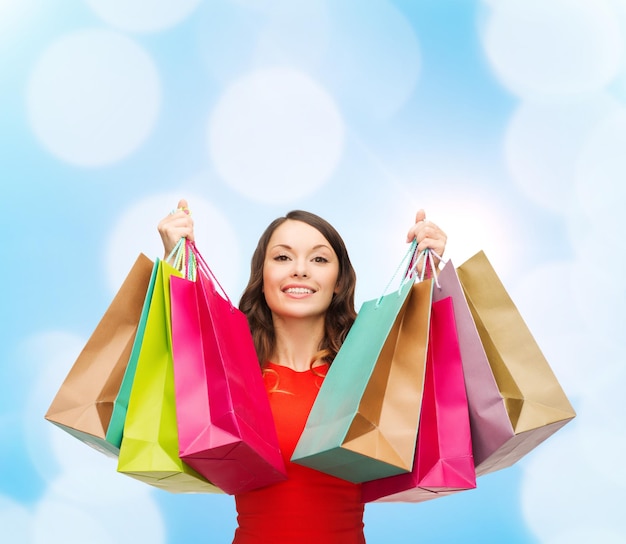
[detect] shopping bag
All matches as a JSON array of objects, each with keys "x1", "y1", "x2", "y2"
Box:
[
  {"x1": 362, "y1": 296, "x2": 476, "y2": 502},
  {"x1": 170, "y1": 242, "x2": 286, "y2": 494},
  {"x1": 117, "y1": 258, "x2": 221, "y2": 493},
  {"x1": 456, "y1": 251, "x2": 576, "y2": 474},
  {"x1": 292, "y1": 243, "x2": 433, "y2": 483},
  {"x1": 105, "y1": 259, "x2": 159, "y2": 451},
  {"x1": 45, "y1": 254, "x2": 154, "y2": 457},
  {"x1": 431, "y1": 260, "x2": 512, "y2": 476}
]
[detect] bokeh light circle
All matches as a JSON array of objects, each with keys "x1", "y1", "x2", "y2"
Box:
[
  {"x1": 27, "y1": 29, "x2": 160, "y2": 167},
  {"x1": 106, "y1": 192, "x2": 242, "y2": 299},
  {"x1": 504, "y1": 94, "x2": 621, "y2": 213},
  {"x1": 482, "y1": 0, "x2": 622, "y2": 97},
  {"x1": 85, "y1": 0, "x2": 201, "y2": 33},
  {"x1": 208, "y1": 68, "x2": 345, "y2": 204}
]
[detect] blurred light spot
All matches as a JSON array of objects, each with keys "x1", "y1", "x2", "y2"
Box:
[
  {"x1": 106, "y1": 192, "x2": 242, "y2": 298},
  {"x1": 22, "y1": 331, "x2": 85, "y2": 482},
  {"x1": 546, "y1": 527, "x2": 626, "y2": 544},
  {"x1": 0, "y1": 496, "x2": 33, "y2": 543},
  {"x1": 510, "y1": 262, "x2": 596, "y2": 398},
  {"x1": 482, "y1": 0, "x2": 623, "y2": 97},
  {"x1": 27, "y1": 29, "x2": 160, "y2": 167},
  {"x1": 576, "y1": 365, "x2": 626, "y2": 488},
  {"x1": 324, "y1": 0, "x2": 421, "y2": 120},
  {"x1": 85, "y1": 0, "x2": 201, "y2": 33},
  {"x1": 208, "y1": 68, "x2": 345, "y2": 204},
  {"x1": 33, "y1": 499, "x2": 119, "y2": 544},
  {"x1": 521, "y1": 428, "x2": 626, "y2": 542},
  {"x1": 504, "y1": 94, "x2": 621, "y2": 214},
  {"x1": 575, "y1": 109, "x2": 626, "y2": 234}
]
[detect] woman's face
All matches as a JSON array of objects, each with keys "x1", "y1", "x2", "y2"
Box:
[{"x1": 263, "y1": 219, "x2": 340, "y2": 322}]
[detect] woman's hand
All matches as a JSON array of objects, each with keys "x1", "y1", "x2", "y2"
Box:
[
  {"x1": 157, "y1": 198, "x2": 195, "y2": 258},
  {"x1": 405, "y1": 208, "x2": 447, "y2": 273}
]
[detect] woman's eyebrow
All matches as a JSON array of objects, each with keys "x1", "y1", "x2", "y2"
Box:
[{"x1": 269, "y1": 244, "x2": 331, "y2": 251}]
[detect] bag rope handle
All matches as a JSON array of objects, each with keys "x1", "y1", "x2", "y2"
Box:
[
  {"x1": 376, "y1": 239, "x2": 423, "y2": 305},
  {"x1": 405, "y1": 248, "x2": 445, "y2": 289},
  {"x1": 165, "y1": 238, "x2": 196, "y2": 280},
  {"x1": 187, "y1": 240, "x2": 235, "y2": 309}
]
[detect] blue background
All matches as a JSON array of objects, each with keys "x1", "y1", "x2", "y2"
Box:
[{"x1": 1, "y1": 0, "x2": 625, "y2": 542}]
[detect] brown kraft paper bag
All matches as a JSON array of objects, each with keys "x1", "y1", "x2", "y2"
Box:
[{"x1": 45, "y1": 254, "x2": 154, "y2": 457}]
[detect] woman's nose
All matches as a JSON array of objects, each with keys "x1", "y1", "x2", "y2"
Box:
[{"x1": 292, "y1": 260, "x2": 308, "y2": 278}]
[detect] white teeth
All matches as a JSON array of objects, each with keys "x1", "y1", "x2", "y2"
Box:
[{"x1": 285, "y1": 288, "x2": 314, "y2": 294}]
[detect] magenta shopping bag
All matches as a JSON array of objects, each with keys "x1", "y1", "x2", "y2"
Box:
[
  {"x1": 170, "y1": 242, "x2": 287, "y2": 494},
  {"x1": 362, "y1": 295, "x2": 475, "y2": 502}
]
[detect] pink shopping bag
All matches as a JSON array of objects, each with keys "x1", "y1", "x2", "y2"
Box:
[
  {"x1": 170, "y1": 242, "x2": 287, "y2": 494},
  {"x1": 362, "y1": 295, "x2": 475, "y2": 502}
]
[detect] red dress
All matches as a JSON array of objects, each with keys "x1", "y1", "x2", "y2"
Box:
[{"x1": 233, "y1": 362, "x2": 365, "y2": 544}]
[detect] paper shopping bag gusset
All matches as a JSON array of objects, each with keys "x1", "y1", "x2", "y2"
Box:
[
  {"x1": 292, "y1": 244, "x2": 432, "y2": 483},
  {"x1": 45, "y1": 253, "x2": 154, "y2": 458},
  {"x1": 456, "y1": 251, "x2": 576, "y2": 475},
  {"x1": 362, "y1": 296, "x2": 476, "y2": 503},
  {"x1": 116, "y1": 259, "x2": 221, "y2": 493},
  {"x1": 170, "y1": 243, "x2": 287, "y2": 495}
]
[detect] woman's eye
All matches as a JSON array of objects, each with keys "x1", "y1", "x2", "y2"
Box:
[
  {"x1": 313, "y1": 256, "x2": 329, "y2": 263},
  {"x1": 274, "y1": 254, "x2": 290, "y2": 261}
]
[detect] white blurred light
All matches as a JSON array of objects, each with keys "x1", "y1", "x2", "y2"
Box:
[
  {"x1": 389, "y1": 182, "x2": 525, "y2": 279},
  {"x1": 22, "y1": 331, "x2": 89, "y2": 483},
  {"x1": 33, "y1": 500, "x2": 113, "y2": 544},
  {"x1": 482, "y1": 0, "x2": 623, "y2": 97},
  {"x1": 0, "y1": 496, "x2": 33, "y2": 543},
  {"x1": 85, "y1": 0, "x2": 201, "y2": 33},
  {"x1": 504, "y1": 94, "x2": 622, "y2": 214},
  {"x1": 324, "y1": 0, "x2": 421, "y2": 120},
  {"x1": 545, "y1": 527, "x2": 626, "y2": 544},
  {"x1": 27, "y1": 29, "x2": 161, "y2": 167},
  {"x1": 509, "y1": 261, "x2": 598, "y2": 398},
  {"x1": 576, "y1": 365, "x2": 626, "y2": 487},
  {"x1": 575, "y1": 109, "x2": 626, "y2": 235},
  {"x1": 106, "y1": 192, "x2": 242, "y2": 299},
  {"x1": 521, "y1": 427, "x2": 626, "y2": 542},
  {"x1": 208, "y1": 68, "x2": 345, "y2": 204},
  {"x1": 253, "y1": 1, "x2": 330, "y2": 74}
]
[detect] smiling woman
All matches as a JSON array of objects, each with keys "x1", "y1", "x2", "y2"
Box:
[
  {"x1": 240, "y1": 210, "x2": 358, "y2": 374},
  {"x1": 157, "y1": 200, "x2": 447, "y2": 544},
  {"x1": 261, "y1": 219, "x2": 341, "y2": 348}
]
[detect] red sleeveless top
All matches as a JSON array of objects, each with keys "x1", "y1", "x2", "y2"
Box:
[{"x1": 233, "y1": 362, "x2": 365, "y2": 544}]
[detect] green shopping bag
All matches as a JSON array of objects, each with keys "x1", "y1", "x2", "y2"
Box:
[
  {"x1": 292, "y1": 243, "x2": 433, "y2": 483},
  {"x1": 117, "y1": 258, "x2": 221, "y2": 493},
  {"x1": 105, "y1": 258, "x2": 159, "y2": 451}
]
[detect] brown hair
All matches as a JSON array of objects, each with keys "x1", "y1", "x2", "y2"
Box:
[{"x1": 239, "y1": 210, "x2": 357, "y2": 368}]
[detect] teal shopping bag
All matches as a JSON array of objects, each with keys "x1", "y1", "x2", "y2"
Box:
[{"x1": 292, "y1": 244, "x2": 433, "y2": 483}]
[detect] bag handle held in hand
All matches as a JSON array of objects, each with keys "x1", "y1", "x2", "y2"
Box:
[
  {"x1": 166, "y1": 238, "x2": 197, "y2": 280},
  {"x1": 405, "y1": 248, "x2": 445, "y2": 289}
]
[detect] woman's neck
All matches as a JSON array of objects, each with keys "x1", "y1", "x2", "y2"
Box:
[{"x1": 270, "y1": 315, "x2": 326, "y2": 372}]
